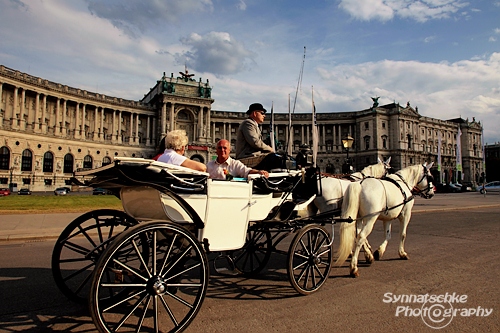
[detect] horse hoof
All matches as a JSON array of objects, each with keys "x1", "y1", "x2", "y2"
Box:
[
  {"x1": 374, "y1": 250, "x2": 380, "y2": 261},
  {"x1": 365, "y1": 255, "x2": 374, "y2": 265},
  {"x1": 400, "y1": 254, "x2": 409, "y2": 260},
  {"x1": 350, "y1": 269, "x2": 359, "y2": 278}
]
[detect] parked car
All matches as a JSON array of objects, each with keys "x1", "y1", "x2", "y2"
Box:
[
  {"x1": 54, "y1": 187, "x2": 68, "y2": 196},
  {"x1": 477, "y1": 181, "x2": 500, "y2": 194},
  {"x1": 61, "y1": 186, "x2": 71, "y2": 193},
  {"x1": 435, "y1": 183, "x2": 461, "y2": 193},
  {"x1": 17, "y1": 188, "x2": 32, "y2": 195},
  {"x1": 0, "y1": 188, "x2": 11, "y2": 196},
  {"x1": 92, "y1": 188, "x2": 108, "y2": 195},
  {"x1": 460, "y1": 182, "x2": 473, "y2": 192}
]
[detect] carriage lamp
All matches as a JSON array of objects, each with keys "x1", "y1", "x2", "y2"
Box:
[{"x1": 342, "y1": 135, "x2": 354, "y2": 173}]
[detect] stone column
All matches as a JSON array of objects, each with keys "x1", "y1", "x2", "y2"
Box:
[
  {"x1": 161, "y1": 102, "x2": 166, "y2": 136},
  {"x1": 41, "y1": 95, "x2": 47, "y2": 134},
  {"x1": 0, "y1": 82, "x2": 3, "y2": 128},
  {"x1": 61, "y1": 99, "x2": 67, "y2": 136},
  {"x1": 19, "y1": 89, "x2": 26, "y2": 130},
  {"x1": 129, "y1": 112, "x2": 134, "y2": 143},
  {"x1": 223, "y1": 122, "x2": 226, "y2": 140},
  {"x1": 34, "y1": 93, "x2": 40, "y2": 132},
  {"x1": 112, "y1": 110, "x2": 116, "y2": 142},
  {"x1": 212, "y1": 122, "x2": 216, "y2": 143},
  {"x1": 198, "y1": 107, "x2": 203, "y2": 138},
  {"x1": 55, "y1": 97, "x2": 61, "y2": 135},
  {"x1": 81, "y1": 104, "x2": 86, "y2": 138},
  {"x1": 74, "y1": 103, "x2": 80, "y2": 139},
  {"x1": 146, "y1": 116, "x2": 151, "y2": 145},
  {"x1": 301, "y1": 125, "x2": 304, "y2": 144},
  {"x1": 135, "y1": 113, "x2": 139, "y2": 144},
  {"x1": 206, "y1": 107, "x2": 211, "y2": 140},
  {"x1": 118, "y1": 111, "x2": 122, "y2": 143},
  {"x1": 169, "y1": 103, "x2": 175, "y2": 131},
  {"x1": 152, "y1": 117, "x2": 157, "y2": 144},
  {"x1": 12, "y1": 87, "x2": 18, "y2": 129},
  {"x1": 93, "y1": 107, "x2": 99, "y2": 140},
  {"x1": 100, "y1": 107, "x2": 104, "y2": 140}
]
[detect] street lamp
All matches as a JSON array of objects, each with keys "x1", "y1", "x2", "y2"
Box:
[{"x1": 342, "y1": 135, "x2": 354, "y2": 174}]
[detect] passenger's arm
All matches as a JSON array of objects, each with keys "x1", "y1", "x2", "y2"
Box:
[{"x1": 181, "y1": 159, "x2": 207, "y2": 172}]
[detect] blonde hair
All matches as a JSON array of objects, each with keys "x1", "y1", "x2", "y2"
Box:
[{"x1": 166, "y1": 129, "x2": 189, "y2": 150}]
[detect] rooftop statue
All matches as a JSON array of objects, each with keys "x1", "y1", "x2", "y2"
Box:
[{"x1": 371, "y1": 96, "x2": 379, "y2": 108}]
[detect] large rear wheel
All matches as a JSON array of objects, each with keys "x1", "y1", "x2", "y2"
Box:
[
  {"x1": 231, "y1": 225, "x2": 272, "y2": 276},
  {"x1": 287, "y1": 225, "x2": 332, "y2": 295},
  {"x1": 89, "y1": 221, "x2": 209, "y2": 333},
  {"x1": 51, "y1": 209, "x2": 138, "y2": 304}
]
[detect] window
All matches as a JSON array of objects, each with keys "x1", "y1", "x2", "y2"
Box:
[
  {"x1": 102, "y1": 156, "x2": 112, "y2": 166},
  {"x1": 364, "y1": 122, "x2": 369, "y2": 130},
  {"x1": 83, "y1": 155, "x2": 93, "y2": 169},
  {"x1": 43, "y1": 152, "x2": 53, "y2": 172},
  {"x1": 64, "y1": 154, "x2": 74, "y2": 173},
  {"x1": 382, "y1": 136, "x2": 387, "y2": 149},
  {"x1": 21, "y1": 150, "x2": 33, "y2": 172},
  {"x1": 0, "y1": 146, "x2": 11, "y2": 170},
  {"x1": 407, "y1": 134, "x2": 412, "y2": 150},
  {"x1": 364, "y1": 136, "x2": 370, "y2": 150},
  {"x1": 382, "y1": 122, "x2": 386, "y2": 129}
]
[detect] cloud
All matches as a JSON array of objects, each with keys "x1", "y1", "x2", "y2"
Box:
[
  {"x1": 339, "y1": 0, "x2": 469, "y2": 22},
  {"x1": 84, "y1": 0, "x2": 213, "y2": 37},
  {"x1": 237, "y1": 0, "x2": 247, "y2": 11},
  {"x1": 177, "y1": 32, "x2": 256, "y2": 75}
]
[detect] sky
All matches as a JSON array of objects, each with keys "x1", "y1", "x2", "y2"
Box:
[{"x1": 1, "y1": 0, "x2": 499, "y2": 144}]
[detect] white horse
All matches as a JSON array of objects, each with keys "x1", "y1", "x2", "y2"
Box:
[{"x1": 335, "y1": 163, "x2": 435, "y2": 277}]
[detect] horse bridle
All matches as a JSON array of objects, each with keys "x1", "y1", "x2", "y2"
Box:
[{"x1": 412, "y1": 165, "x2": 434, "y2": 198}]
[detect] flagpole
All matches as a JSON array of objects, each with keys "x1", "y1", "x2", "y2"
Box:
[
  {"x1": 287, "y1": 94, "x2": 293, "y2": 156},
  {"x1": 311, "y1": 86, "x2": 318, "y2": 168},
  {"x1": 269, "y1": 102, "x2": 276, "y2": 152}
]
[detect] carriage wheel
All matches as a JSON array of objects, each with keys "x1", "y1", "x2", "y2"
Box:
[
  {"x1": 287, "y1": 225, "x2": 333, "y2": 295},
  {"x1": 51, "y1": 209, "x2": 139, "y2": 304},
  {"x1": 231, "y1": 225, "x2": 272, "y2": 276},
  {"x1": 89, "y1": 221, "x2": 209, "y2": 333}
]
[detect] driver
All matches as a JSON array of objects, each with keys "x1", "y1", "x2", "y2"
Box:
[{"x1": 235, "y1": 103, "x2": 283, "y2": 171}]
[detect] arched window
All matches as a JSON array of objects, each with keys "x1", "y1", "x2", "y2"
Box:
[
  {"x1": 43, "y1": 151, "x2": 54, "y2": 172},
  {"x1": 0, "y1": 146, "x2": 10, "y2": 170},
  {"x1": 102, "y1": 156, "x2": 112, "y2": 166},
  {"x1": 21, "y1": 149, "x2": 33, "y2": 172},
  {"x1": 64, "y1": 154, "x2": 74, "y2": 174},
  {"x1": 83, "y1": 155, "x2": 93, "y2": 169}
]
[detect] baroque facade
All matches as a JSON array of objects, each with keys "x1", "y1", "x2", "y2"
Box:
[{"x1": 0, "y1": 65, "x2": 484, "y2": 191}]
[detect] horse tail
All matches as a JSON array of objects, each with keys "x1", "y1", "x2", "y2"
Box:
[{"x1": 335, "y1": 181, "x2": 361, "y2": 266}]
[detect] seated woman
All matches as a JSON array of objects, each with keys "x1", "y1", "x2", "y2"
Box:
[{"x1": 157, "y1": 130, "x2": 207, "y2": 172}]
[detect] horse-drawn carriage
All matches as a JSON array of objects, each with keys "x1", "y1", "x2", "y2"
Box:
[
  {"x1": 51, "y1": 156, "x2": 434, "y2": 332},
  {"x1": 51, "y1": 157, "x2": 354, "y2": 332}
]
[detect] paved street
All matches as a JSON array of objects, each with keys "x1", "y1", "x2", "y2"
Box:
[{"x1": 0, "y1": 193, "x2": 499, "y2": 332}]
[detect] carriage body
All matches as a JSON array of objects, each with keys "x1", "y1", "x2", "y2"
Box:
[{"x1": 52, "y1": 157, "x2": 346, "y2": 333}]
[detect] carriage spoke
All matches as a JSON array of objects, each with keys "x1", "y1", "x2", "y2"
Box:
[
  {"x1": 112, "y1": 293, "x2": 149, "y2": 332},
  {"x1": 159, "y1": 294, "x2": 179, "y2": 326},
  {"x1": 136, "y1": 296, "x2": 151, "y2": 333},
  {"x1": 159, "y1": 234, "x2": 178, "y2": 276}
]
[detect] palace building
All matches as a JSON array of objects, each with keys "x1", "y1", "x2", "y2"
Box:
[{"x1": 0, "y1": 65, "x2": 484, "y2": 191}]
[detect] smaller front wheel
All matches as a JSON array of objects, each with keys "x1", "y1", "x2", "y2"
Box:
[{"x1": 287, "y1": 225, "x2": 332, "y2": 295}]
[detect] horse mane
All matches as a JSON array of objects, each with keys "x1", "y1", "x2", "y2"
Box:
[{"x1": 393, "y1": 164, "x2": 422, "y2": 188}]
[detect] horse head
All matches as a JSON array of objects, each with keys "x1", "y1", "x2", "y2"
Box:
[
  {"x1": 292, "y1": 166, "x2": 320, "y2": 199},
  {"x1": 412, "y1": 162, "x2": 435, "y2": 199}
]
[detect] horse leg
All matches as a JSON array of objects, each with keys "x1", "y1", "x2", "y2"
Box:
[
  {"x1": 350, "y1": 217, "x2": 377, "y2": 278},
  {"x1": 398, "y1": 214, "x2": 411, "y2": 260},
  {"x1": 374, "y1": 220, "x2": 391, "y2": 260}
]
